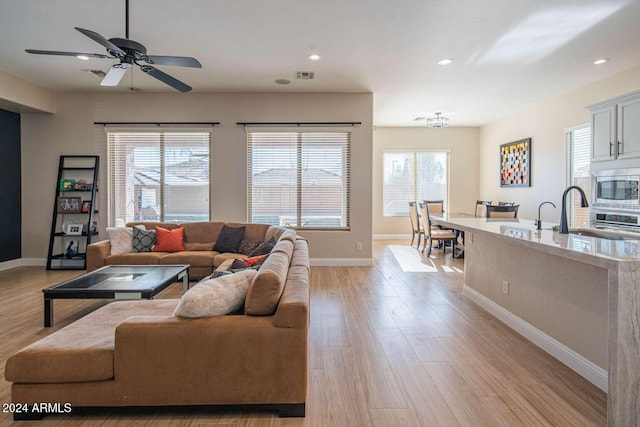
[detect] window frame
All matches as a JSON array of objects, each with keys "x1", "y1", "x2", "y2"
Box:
[
  {"x1": 565, "y1": 123, "x2": 591, "y2": 228},
  {"x1": 107, "y1": 130, "x2": 212, "y2": 226},
  {"x1": 382, "y1": 149, "x2": 451, "y2": 217},
  {"x1": 246, "y1": 130, "x2": 351, "y2": 231}
]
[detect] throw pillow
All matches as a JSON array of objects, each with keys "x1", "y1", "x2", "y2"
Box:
[
  {"x1": 212, "y1": 225, "x2": 246, "y2": 253},
  {"x1": 173, "y1": 269, "x2": 258, "y2": 318},
  {"x1": 153, "y1": 226, "x2": 185, "y2": 252},
  {"x1": 230, "y1": 254, "x2": 268, "y2": 270},
  {"x1": 248, "y1": 236, "x2": 276, "y2": 257},
  {"x1": 106, "y1": 227, "x2": 134, "y2": 255},
  {"x1": 211, "y1": 264, "x2": 261, "y2": 278},
  {"x1": 132, "y1": 227, "x2": 156, "y2": 253},
  {"x1": 238, "y1": 237, "x2": 260, "y2": 255}
]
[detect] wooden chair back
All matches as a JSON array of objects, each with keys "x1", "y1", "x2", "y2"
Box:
[
  {"x1": 486, "y1": 204, "x2": 519, "y2": 218},
  {"x1": 475, "y1": 200, "x2": 491, "y2": 218},
  {"x1": 408, "y1": 201, "x2": 421, "y2": 233},
  {"x1": 425, "y1": 200, "x2": 444, "y2": 216}
]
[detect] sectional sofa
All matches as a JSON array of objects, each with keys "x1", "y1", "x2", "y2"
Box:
[{"x1": 5, "y1": 222, "x2": 309, "y2": 420}]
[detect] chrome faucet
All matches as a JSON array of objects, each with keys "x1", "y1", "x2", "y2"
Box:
[
  {"x1": 559, "y1": 186, "x2": 589, "y2": 234},
  {"x1": 536, "y1": 201, "x2": 556, "y2": 230}
]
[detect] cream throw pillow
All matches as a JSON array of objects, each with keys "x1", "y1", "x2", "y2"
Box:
[
  {"x1": 173, "y1": 269, "x2": 257, "y2": 318},
  {"x1": 107, "y1": 227, "x2": 134, "y2": 255}
]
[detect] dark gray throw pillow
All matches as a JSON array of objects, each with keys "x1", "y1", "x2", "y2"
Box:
[
  {"x1": 213, "y1": 225, "x2": 246, "y2": 253},
  {"x1": 248, "y1": 236, "x2": 276, "y2": 257},
  {"x1": 132, "y1": 227, "x2": 156, "y2": 253}
]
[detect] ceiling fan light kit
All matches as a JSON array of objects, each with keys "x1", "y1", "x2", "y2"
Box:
[{"x1": 25, "y1": 0, "x2": 202, "y2": 92}]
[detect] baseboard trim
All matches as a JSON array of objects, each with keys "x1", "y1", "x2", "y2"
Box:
[
  {"x1": 21, "y1": 258, "x2": 47, "y2": 267},
  {"x1": 0, "y1": 258, "x2": 22, "y2": 271},
  {"x1": 373, "y1": 234, "x2": 411, "y2": 240},
  {"x1": 310, "y1": 258, "x2": 373, "y2": 267},
  {"x1": 462, "y1": 285, "x2": 608, "y2": 392}
]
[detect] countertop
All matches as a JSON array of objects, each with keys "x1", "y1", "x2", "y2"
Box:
[{"x1": 431, "y1": 214, "x2": 640, "y2": 267}]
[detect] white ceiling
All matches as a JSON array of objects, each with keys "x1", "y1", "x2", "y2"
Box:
[{"x1": 1, "y1": 0, "x2": 639, "y2": 126}]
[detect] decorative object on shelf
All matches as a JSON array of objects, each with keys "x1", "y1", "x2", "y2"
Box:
[
  {"x1": 57, "y1": 196, "x2": 82, "y2": 213},
  {"x1": 66, "y1": 223, "x2": 83, "y2": 235},
  {"x1": 500, "y1": 138, "x2": 531, "y2": 187},
  {"x1": 59, "y1": 179, "x2": 75, "y2": 191},
  {"x1": 90, "y1": 220, "x2": 98, "y2": 234},
  {"x1": 426, "y1": 112, "x2": 449, "y2": 128},
  {"x1": 61, "y1": 219, "x2": 78, "y2": 234},
  {"x1": 81, "y1": 200, "x2": 91, "y2": 213},
  {"x1": 75, "y1": 180, "x2": 90, "y2": 191},
  {"x1": 64, "y1": 240, "x2": 78, "y2": 259}
]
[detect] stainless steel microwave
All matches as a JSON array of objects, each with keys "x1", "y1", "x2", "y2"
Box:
[{"x1": 594, "y1": 170, "x2": 640, "y2": 206}]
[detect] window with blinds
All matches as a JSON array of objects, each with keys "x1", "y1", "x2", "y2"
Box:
[
  {"x1": 247, "y1": 131, "x2": 350, "y2": 230},
  {"x1": 107, "y1": 132, "x2": 211, "y2": 226},
  {"x1": 566, "y1": 126, "x2": 591, "y2": 228},
  {"x1": 383, "y1": 151, "x2": 449, "y2": 216}
]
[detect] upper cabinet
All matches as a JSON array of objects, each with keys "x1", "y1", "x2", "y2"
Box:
[{"x1": 588, "y1": 90, "x2": 640, "y2": 165}]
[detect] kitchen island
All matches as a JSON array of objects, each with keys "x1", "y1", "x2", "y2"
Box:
[{"x1": 432, "y1": 215, "x2": 639, "y2": 427}]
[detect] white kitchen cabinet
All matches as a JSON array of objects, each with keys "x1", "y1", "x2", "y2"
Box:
[{"x1": 588, "y1": 90, "x2": 640, "y2": 163}]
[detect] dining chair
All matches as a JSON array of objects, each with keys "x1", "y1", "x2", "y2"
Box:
[
  {"x1": 475, "y1": 200, "x2": 491, "y2": 218},
  {"x1": 498, "y1": 201, "x2": 515, "y2": 206},
  {"x1": 419, "y1": 201, "x2": 458, "y2": 256},
  {"x1": 486, "y1": 204, "x2": 519, "y2": 218},
  {"x1": 408, "y1": 201, "x2": 424, "y2": 248}
]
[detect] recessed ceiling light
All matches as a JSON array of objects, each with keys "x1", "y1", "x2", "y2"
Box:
[
  {"x1": 437, "y1": 58, "x2": 453, "y2": 65},
  {"x1": 593, "y1": 58, "x2": 609, "y2": 65},
  {"x1": 308, "y1": 53, "x2": 321, "y2": 61},
  {"x1": 76, "y1": 54, "x2": 90, "y2": 61},
  {"x1": 275, "y1": 78, "x2": 291, "y2": 85}
]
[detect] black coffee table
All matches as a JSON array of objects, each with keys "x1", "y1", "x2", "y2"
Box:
[{"x1": 43, "y1": 265, "x2": 189, "y2": 327}]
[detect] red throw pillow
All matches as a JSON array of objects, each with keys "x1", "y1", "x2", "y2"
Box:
[
  {"x1": 152, "y1": 226, "x2": 185, "y2": 252},
  {"x1": 243, "y1": 254, "x2": 268, "y2": 267}
]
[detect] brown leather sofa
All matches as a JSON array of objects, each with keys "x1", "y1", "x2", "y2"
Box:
[
  {"x1": 5, "y1": 227, "x2": 309, "y2": 420},
  {"x1": 86, "y1": 221, "x2": 296, "y2": 278}
]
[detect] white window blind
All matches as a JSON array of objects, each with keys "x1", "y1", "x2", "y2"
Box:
[
  {"x1": 566, "y1": 126, "x2": 591, "y2": 228},
  {"x1": 108, "y1": 132, "x2": 210, "y2": 226},
  {"x1": 247, "y1": 131, "x2": 350, "y2": 229},
  {"x1": 383, "y1": 151, "x2": 449, "y2": 216}
]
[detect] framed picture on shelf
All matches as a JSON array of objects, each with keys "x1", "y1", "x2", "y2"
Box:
[
  {"x1": 81, "y1": 200, "x2": 91, "y2": 213},
  {"x1": 66, "y1": 224, "x2": 83, "y2": 235},
  {"x1": 57, "y1": 196, "x2": 82, "y2": 213},
  {"x1": 59, "y1": 179, "x2": 75, "y2": 191}
]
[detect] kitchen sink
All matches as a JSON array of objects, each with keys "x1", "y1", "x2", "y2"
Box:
[{"x1": 569, "y1": 228, "x2": 640, "y2": 241}]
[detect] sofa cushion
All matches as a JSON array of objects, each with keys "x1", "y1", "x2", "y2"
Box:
[
  {"x1": 107, "y1": 227, "x2": 133, "y2": 255},
  {"x1": 132, "y1": 227, "x2": 156, "y2": 253},
  {"x1": 173, "y1": 269, "x2": 258, "y2": 318},
  {"x1": 160, "y1": 251, "x2": 217, "y2": 267},
  {"x1": 106, "y1": 252, "x2": 165, "y2": 265},
  {"x1": 184, "y1": 242, "x2": 216, "y2": 251},
  {"x1": 153, "y1": 226, "x2": 185, "y2": 252},
  {"x1": 213, "y1": 225, "x2": 246, "y2": 253},
  {"x1": 5, "y1": 299, "x2": 178, "y2": 384},
  {"x1": 248, "y1": 236, "x2": 276, "y2": 257},
  {"x1": 244, "y1": 251, "x2": 290, "y2": 316}
]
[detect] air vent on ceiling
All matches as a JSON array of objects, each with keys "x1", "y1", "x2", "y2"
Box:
[{"x1": 296, "y1": 71, "x2": 315, "y2": 80}]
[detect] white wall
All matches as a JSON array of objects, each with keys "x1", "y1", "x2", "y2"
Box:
[
  {"x1": 373, "y1": 126, "x2": 479, "y2": 236},
  {"x1": 21, "y1": 92, "x2": 373, "y2": 261},
  {"x1": 478, "y1": 65, "x2": 640, "y2": 222}
]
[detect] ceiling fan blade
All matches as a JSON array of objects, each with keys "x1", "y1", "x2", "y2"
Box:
[
  {"x1": 25, "y1": 49, "x2": 110, "y2": 59},
  {"x1": 140, "y1": 65, "x2": 192, "y2": 92},
  {"x1": 100, "y1": 63, "x2": 132, "y2": 86},
  {"x1": 75, "y1": 27, "x2": 126, "y2": 57},
  {"x1": 145, "y1": 55, "x2": 202, "y2": 68}
]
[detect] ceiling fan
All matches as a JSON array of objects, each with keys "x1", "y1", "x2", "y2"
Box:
[{"x1": 25, "y1": 0, "x2": 201, "y2": 92}]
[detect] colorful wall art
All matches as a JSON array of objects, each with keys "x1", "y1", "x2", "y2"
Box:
[{"x1": 500, "y1": 138, "x2": 531, "y2": 187}]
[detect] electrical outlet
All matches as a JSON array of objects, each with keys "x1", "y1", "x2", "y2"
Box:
[
  {"x1": 356, "y1": 242, "x2": 363, "y2": 251},
  {"x1": 502, "y1": 280, "x2": 509, "y2": 295}
]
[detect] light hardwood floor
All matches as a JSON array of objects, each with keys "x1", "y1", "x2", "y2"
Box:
[{"x1": 0, "y1": 240, "x2": 606, "y2": 426}]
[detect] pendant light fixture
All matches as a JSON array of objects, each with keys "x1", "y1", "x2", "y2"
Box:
[{"x1": 426, "y1": 112, "x2": 449, "y2": 128}]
